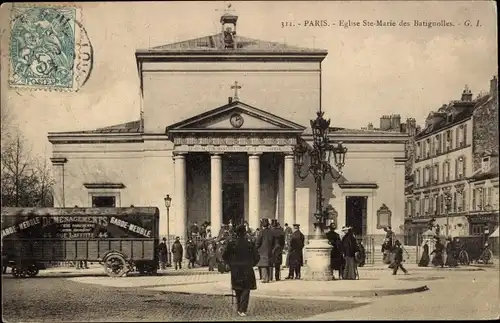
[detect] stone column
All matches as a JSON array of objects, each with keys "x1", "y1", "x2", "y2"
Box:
[
  {"x1": 284, "y1": 153, "x2": 296, "y2": 226},
  {"x1": 50, "y1": 157, "x2": 67, "y2": 207},
  {"x1": 248, "y1": 153, "x2": 261, "y2": 230},
  {"x1": 210, "y1": 154, "x2": 223, "y2": 238},
  {"x1": 174, "y1": 153, "x2": 187, "y2": 243}
]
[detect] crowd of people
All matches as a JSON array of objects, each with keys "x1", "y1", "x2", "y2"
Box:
[
  {"x1": 418, "y1": 236, "x2": 459, "y2": 268},
  {"x1": 325, "y1": 223, "x2": 367, "y2": 279}
]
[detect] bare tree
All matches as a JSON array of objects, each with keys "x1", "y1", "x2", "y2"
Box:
[{"x1": 1, "y1": 132, "x2": 54, "y2": 207}]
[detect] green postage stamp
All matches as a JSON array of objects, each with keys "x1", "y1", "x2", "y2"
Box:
[{"x1": 9, "y1": 5, "x2": 90, "y2": 91}]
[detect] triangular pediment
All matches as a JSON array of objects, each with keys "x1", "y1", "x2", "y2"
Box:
[
  {"x1": 147, "y1": 33, "x2": 326, "y2": 53},
  {"x1": 166, "y1": 101, "x2": 306, "y2": 135}
]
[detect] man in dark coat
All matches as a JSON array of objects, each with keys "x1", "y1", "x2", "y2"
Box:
[
  {"x1": 431, "y1": 237, "x2": 445, "y2": 268},
  {"x1": 223, "y1": 224, "x2": 260, "y2": 317},
  {"x1": 186, "y1": 239, "x2": 197, "y2": 269},
  {"x1": 341, "y1": 227, "x2": 358, "y2": 280},
  {"x1": 286, "y1": 224, "x2": 305, "y2": 280},
  {"x1": 270, "y1": 219, "x2": 285, "y2": 281},
  {"x1": 392, "y1": 240, "x2": 408, "y2": 275},
  {"x1": 158, "y1": 237, "x2": 168, "y2": 270},
  {"x1": 326, "y1": 223, "x2": 342, "y2": 278},
  {"x1": 255, "y1": 218, "x2": 274, "y2": 283},
  {"x1": 284, "y1": 223, "x2": 293, "y2": 268},
  {"x1": 171, "y1": 237, "x2": 183, "y2": 270}
]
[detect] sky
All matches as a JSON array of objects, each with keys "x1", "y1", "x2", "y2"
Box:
[{"x1": 0, "y1": 1, "x2": 498, "y2": 159}]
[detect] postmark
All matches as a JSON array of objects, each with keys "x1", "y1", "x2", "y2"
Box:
[{"x1": 9, "y1": 5, "x2": 93, "y2": 92}]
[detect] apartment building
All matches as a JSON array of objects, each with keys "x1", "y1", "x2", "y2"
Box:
[
  {"x1": 405, "y1": 76, "x2": 499, "y2": 242},
  {"x1": 467, "y1": 76, "x2": 499, "y2": 236},
  {"x1": 406, "y1": 86, "x2": 476, "y2": 239}
]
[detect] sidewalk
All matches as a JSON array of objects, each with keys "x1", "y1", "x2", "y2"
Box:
[
  {"x1": 361, "y1": 263, "x2": 489, "y2": 271},
  {"x1": 67, "y1": 268, "x2": 430, "y2": 300},
  {"x1": 147, "y1": 275, "x2": 429, "y2": 299}
]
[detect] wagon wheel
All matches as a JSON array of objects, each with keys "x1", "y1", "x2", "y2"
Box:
[
  {"x1": 11, "y1": 266, "x2": 20, "y2": 278},
  {"x1": 27, "y1": 265, "x2": 39, "y2": 277},
  {"x1": 104, "y1": 254, "x2": 128, "y2": 277},
  {"x1": 19, "y1": 268, "x2": 29, "y2": 278},
  {"x1": 482, "y1": 249, "x2": 493, "y2": 264},
  {"x1": 458, "y1": 250, "x2": 470, "y2": 266}
]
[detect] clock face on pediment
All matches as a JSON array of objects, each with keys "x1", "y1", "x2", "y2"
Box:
[{"x1": 229, "y1": 113, "x2": 244, "y2": 128}]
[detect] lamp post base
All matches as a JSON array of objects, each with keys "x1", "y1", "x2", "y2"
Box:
[{"x1": 303, "y1": 223, "x2": 333, "y2": 281}]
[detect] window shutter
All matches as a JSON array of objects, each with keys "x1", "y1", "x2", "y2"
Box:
[
  {"x1": 455, "y1": 160, "x2": 458, "y2": 179},
  {"x1": 462, "y1": 157, "x2": 466, "y2": 178},
  {"x1": 463, "y1": 124, "x2": 467, "y2": 145},
  {"x1": 453, "y1": 192, "x2": 457, "y2": 212},
  {"x1": 456, "y1": 128, "x2": 460, "y2": 149},
  {"x1": 436, "y1": 164, "x2": 440, "y2": 183},
  {"x1": 472, "y1": 189, "x2": 476, "y2": 210}
]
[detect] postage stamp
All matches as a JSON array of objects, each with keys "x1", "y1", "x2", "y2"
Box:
[{"x1": 9, "y1": 5, "x2": 92, "y2": 92}]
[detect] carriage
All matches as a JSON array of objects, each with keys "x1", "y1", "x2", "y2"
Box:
[
  {"x1": 1, "y1": 207, "x2": 160, "y2": 278},
  {"x1": 453, "y1": 235, "x2": 493, "y2": 265}
]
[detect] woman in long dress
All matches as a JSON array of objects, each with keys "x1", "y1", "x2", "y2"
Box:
[
  {"x1": 431, "y1": 237, "x2": 444, "y2": 267},
  {"x1": 341, "y1": 228, "x2": 359, "y2": 280},
  {"x1": 418, "y1": 242, "x2": 430, "y2": 267},
  {"x1": 445, "y1": 238, "x2": 458, "y2": 267}
]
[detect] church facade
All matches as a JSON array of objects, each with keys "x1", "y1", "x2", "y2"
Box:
[{"x1": 48, "y1": 13, "x2": 408, "y2": 246}]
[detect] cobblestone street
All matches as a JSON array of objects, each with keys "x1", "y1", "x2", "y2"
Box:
[
  {"x1": 2, "y1": 264, "x2": 498, "y2": 321},
  {"x1": 1, "y1": 272, "x2": 367, "y2": 322}
]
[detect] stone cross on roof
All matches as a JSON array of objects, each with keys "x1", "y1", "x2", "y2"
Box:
[{"x1": 231, "y1": 81, "x2": 242, "y2": 101}]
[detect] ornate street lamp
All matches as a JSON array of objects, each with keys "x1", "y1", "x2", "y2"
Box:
[
  {"x1": 293, "y1": 110, "x2": 347, "y2": 280},
  {"x1": 164, "y1": 194, "x2": 172, "y2": 267}
]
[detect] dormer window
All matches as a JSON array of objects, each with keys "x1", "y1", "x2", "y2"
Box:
[
  {"x1": 447, "y1": 113, "x2": 453, "y2": 123},
  {"x1": 482, "y1": 157, "x2": 490, "y2": 173}
]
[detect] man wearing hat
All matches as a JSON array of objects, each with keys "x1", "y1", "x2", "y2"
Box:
[
  {"x1": 223, "y1": 224, "x2": 260, "y2": 317},
  {"x1": 171, "y1": 237, "x2": 183, "y2": 270},
  {"x1": 326, "y1": 223, "x2": 343, "y2": 279},
  {"x1": 391, "y1": 240, "x2": 408, "y2": 275},
  {"x1": 286, "y1": 224, "x2": 305, "y2": 280},
  {"x1": 255, "y1": 218, "x2": 274, "y2": 283},
  {"x1": 270, "y1": 219, "x2": 285, "y2": 281}
]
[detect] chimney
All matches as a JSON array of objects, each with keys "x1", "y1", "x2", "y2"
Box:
[
  {"x1": 380, "y1": 115, "x2": 391, "y2": 131},
  {"x1": 490, "y1": 75, "x2": 498, "y2": 98},
  {"x1": 367, "y1": 122, "x2": 374, "y2": 130},
  {"x1": 390, "y1": 114, "x2": 401, "y2": 131},
  {"x1": 228, "y1": 97, "x2": 233, "y2": 104},
  {"x1": 461, "y1": 85, "x2": 473, "y2": 101}
]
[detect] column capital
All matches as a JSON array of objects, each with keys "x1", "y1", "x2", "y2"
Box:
[
  {"x1": 284, "y1": 153, "x2": 295, "y2": 159},
  {"x1": 173, "y1": 152, "x2": 187, "y2": 159},
  {"x1": 248, "y1": 152, "x2": 262, "y2": 157},
  {"x1": 210, "y1": 153, "x2": 223, "y2": 158},
  {"x1": 50, "y1": 157, "x2": 68, "y2": 165}
]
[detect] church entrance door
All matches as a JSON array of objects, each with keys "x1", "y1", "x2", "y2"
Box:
[
  {"x1": 345, "y1": 196, "x2": 368, "y2": 237},
  {"x1": 223, "y1": 183, "x2": 245, "y2": 226}
]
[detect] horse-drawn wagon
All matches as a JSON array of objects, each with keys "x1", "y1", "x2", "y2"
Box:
[
  {"x1": 453, "y1": 235, "x2": 493, "y2": 265},
  {"x1": 1, "y1": 207, "x2": 160, "y2": 278}
]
